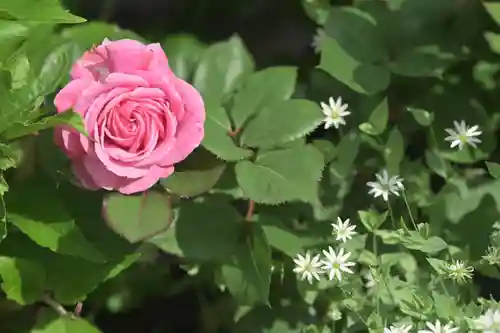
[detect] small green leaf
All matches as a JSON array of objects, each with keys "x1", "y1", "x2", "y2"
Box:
[
  {"x1": 426, "y1": 150, "x2": 450, "y2": 179},
  {"x1": 235, "y1": 145, "x2": 324, "y2": 204},
  {"x1": 222, "y1": 224, "x2": 271, "y2": 305},
  {"x1": 384, "y1": 126, "x2": 404, "y2": 174},
  {"x1": 359, "y1": 97, "x2": 388, "y2": 135},
  {"x1": 162, "y1": 34, "x2": 205, "y2": 80},
  {"x1": 486, "y1": 162, "x2": 500, "y2": 180},
  {"x1": 103, "y1": 191, "x2": 173, "y2": 243},
  {"x1": 390, "y1": 46, "x2": 455, "y2": 77},
  {"x1": 6, "y1": 178, "x2": 106, "y2": 262},
  {"x1": 161, "y1": 148, "x2": 226, "y2": 197},
  {"x1": 3, "y1": 110, "x2": 87, "y2": 140},
  {"x1": 174, "y1": 200, "x2": 241, "y2": 261},
  {"x1": 230, "y1": 67, "x2": 297, "y2": 129},
  {"x1": 0, "y1": 0, "x2": 86, "y2": 23},
  {"x1": 407, "y1": 107, "x2": 434, "y2": 127},
  {"x1": 240, "y1": 99, "x2": 323, "y2": 149},
  {"x1": 358, "y1": 210, "x2": 388, "y2": 232},
  {"x1": 193, "y1": 36, "x2": 254, "y2": 106},
  {"x1": 32, "y1": 309, "x2": 103, "y2": 333},
  {"x1": 301, "y1": 0, "x2": 329, "y2": 24},
  {"x1": 485, "y1": 3, "x2": 500, "y2": 26},
  {"x1": 432, "y1": 291, "x2": 459, "y2": 320},
  {"x1": 0, "y1": 256, "x2": 45, "y2": 305},
  {"x1": 202, "y1": 105, "x2": 253, "y2": 161},
  {"x1": 324, "y1": 7, "x2": 387, "y2": 63},
  {"x1": 259, "y1": 215, "x2": 303, "y2": 257},
  {"x1": 312, "y1": 139, "x2": 337, "y2": 163},
  {"x1": 319, "y1": 37, "x2": 390, "y2": 95},
  {"x1": 329, "y1": 131, "x2": 360, "y2": 179}
]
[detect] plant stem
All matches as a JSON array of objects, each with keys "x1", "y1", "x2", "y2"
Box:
[
  {"x1": 402, "y1": 191, "x2": 419, "y2": 231},
  {"x1": 245, "y1": 200, "x2": 255, "y2": 221},
  {"x1": 42, "y1": 294, "x2": 71, "y2": 318}
]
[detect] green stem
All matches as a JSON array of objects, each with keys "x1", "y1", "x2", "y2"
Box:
[
  {"x1": 402, "y1": 191, "x2": 419, "y2": 231},
  {"x1": 387, "y1": 201, "x2": 397, "y2": 230}
]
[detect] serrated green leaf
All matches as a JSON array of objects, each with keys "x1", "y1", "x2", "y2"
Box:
[
  {"x1": 240, "y1": 99, "x2": 323, "y2": 149},
  {"x1": 202, "y1": 105, "x2": 253, "y2": 161},
  {"x1": 161, "y1": 148, "x2": 226, "y2": 197},
  {"x1": 162, "y1": 34, "x2": 205, "y2": 80},
  {"x1": 235, "y1": 145, "x2": 324, "y2": 204},
  {"x1": 384, "y1": 126, "x2": 404, "y2": 174},
  {"x1": 319, "y1": 37, "x2": 390, "y2": 95},
  {"x1": 358, "y1": 210, "x2": 387, "y2": 232},
  {"x1": 324, "y1": 7, "x2": 387, "y2": 63},
  {"x1": 103, "y1": 191, "x2": 173, "y2": 244},
  {"x1": 0, "y1": 0, "x2": 86, "y2": 23},
  {"x1": 230, "y1": 67, "x2": 297, "y2": 129},
  {"x1": 359, "y1": 97, "x2": 388, "y2": 135},
  {"x1": 32, "y1": 309, "x2": 102, "y2": 333},
  {"x1": 0, "y1": 20, "x2": 32, "y2": 62},
  {"x1": 193, "y1": 36, "x2": 254, "y2": 106},
  {"x1": 486, "y1": 162, "x2": 500, "y2": 180},
  {"x1": 3, "y1": 110, "x2": 87, "y2": 140},
  {"x1": 5, "y1": 177, "x2": 106, "y2": 262},
  {"x1": 0, "y1": 256, "x2": 45, "y2": 305},
  {"x1": 222, "y1": 224, "x2": 271, "y2": 306}
]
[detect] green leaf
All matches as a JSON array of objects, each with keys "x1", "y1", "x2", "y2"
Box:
[
  {"x1": 329, "y1": 131, "x2": 360, "y2": 179},
  {"x1": 407, "y1": 107, "x2": 434, "y2": 127},
  {"x1": 5, "y1": 178, "x2": 106, "y2": 262},
  {"x1": 240, "y1": 99, "x2": 323, "y2": 149},
  {"x1": 359, "y1": 97, "x2": 389, "y2": 135},
  {"x1": 319, "y1": 37, "x2": 390, "y2": 95},
  {"x1": 324, "y1": 7, "x2": 388, "y2": 63},
  {"x1": 235, "y1": 145, "x2": 324, "y2": 204},
  {"x1": 426, "y1": 150, "x2": 451, "y2": 179},
  {"x1": 0, "y1": 0, "x2": 85, "y2": 23},
  {"x1": 103, "y1": 191, "x2": 173, "y2": 244},
  {"x1": 0, "y1": 256, "x2": 45, "y2": 305},
  {"x1": 259, "y1": 215, "x2": 302, "y2": 257},
  {"x1": 485, "y1": 3, "x2": 500, "y2": 26},
  {"x1": 0, "y1": 142, "x2": 23, "y2": 171},
  {"x1": 0, "y1": 191, "x2": 6, "y2": 243},
  {"x1": 193, "y1": 35, "x2": 254, "y2": 106},
  {"x1": 432, "y1": 291, "x2": 460, "y2": 320},
  {"x1": 358, "y1": 210, "x2": 388, "y2": 232},
  {"x1": 312, "y1": 139, "x2": 337, "y2": 163},
  {"x1": 32, "y1": 309, "x2": 102, "y2": 333},
  {"x1": 486, "y1": 162, "x2": 500, "y2": 180},
  {"x1": 384, "y1": 126, "x2": 404, "y2": 174},
  {"x1": 162, "y1": 34, "x2": 205, "y2": 80},
  {"x1": 202, "y1": 105, "x2": 253, "y2": 161},
  {"x1": 173, "y1": 200, "x2": 241, "y2": 261},
  {"x1": 0, "y1": 20, "x2": 32, "y2": 62},
  {"x1": 3, "y1": 110, "x2": 87, "y2": 140},
  {"x1": 230, "y1": 67, "x2": 297, "y2": 129},
  {"x1": 402, "y1": 233, "x2": 448, "y2": 254},
  {"x1": 161, "y1": 148, "x2": 225, "y2": 197},
  {"x1": 301, "y1": 0, "x2": 329, "y2": 24},
  {"x1": 389, "y1": 46, "x2": 455, "y2": 77},
  {"x1": 222, "y1": 224, "x2": 271, "y2": 305}
]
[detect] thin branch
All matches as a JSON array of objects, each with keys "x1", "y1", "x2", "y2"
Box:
[{"x1": 42, "y1": 294, "x2": 69, "y2": 317}]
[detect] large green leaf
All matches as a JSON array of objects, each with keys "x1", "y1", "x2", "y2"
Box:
[
  {"x1": 5, "y1": 177, "x2": 106, "y2": 263},
  {"x1": 259, "y1": 215, "x2": 303, "y2": 257},
  {"x1": 230, "y1": 67, "x2": 297, "y2": 129},
  {"x1": 222, "y1": 223, "x2": 271, "y2": 306},
  {"x1": 389, "y1": 46, "x2": 456, "y2": 77},
  {"x1": 103, "y1": 191, "x2": 173, "y2": 244},
  {"x1": 162, "y1": 34, "x2": 205, "y2": 80},
  {"x1": 319, "y1": 37, "x2": 390, "y2": 95},
  {"x1": 324, "y1": 7, "x2": 388, "y2": 63},
  {"x1": 0, "y1": 256, "x2": 45, "y2": 305},
  {"x1": 0, "y1": 20, "x2": 32, "y2": 62},
  {"x1": 202, "y1": 105, "x2": 253, "y2": 161},
  {"x1": 0, "y1": 0, "x2": 85, "y2": 23},
  {"x1": 173, "y1": 200, "x2": 241, "y2": 261},
  {"x1": 235, "y1": 145, "x2": 324, "y2": 204},
  {"x1": 161, "y1": 148, "x2": 225, "y2": 198},
  {"x1": 239, "y1": 99, "x2": 323, "y2": 149},
  {"x1": 384, "y1": 126, "x2": 404, "y2": 174},
  {"x1": 193, "y1": 36, "x2": 254, "y2": 106},
  {"x1": 32, "y1": 309, "x2": 102, "y2": 333}
]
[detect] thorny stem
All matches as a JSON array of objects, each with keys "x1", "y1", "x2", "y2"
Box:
[{"x1": 245, "y1": 200, "x2": 255, "y2": 221}]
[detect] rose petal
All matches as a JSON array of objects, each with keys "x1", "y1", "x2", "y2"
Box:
[
  {"x1": 54, "y1": 127, "x2": 86, "y2": 158},
  {"x1": 81, "y1": 152, "x2": 126, "y2": 190},
  {"x1": 118, "y1": 165, "x2": 175, "y2": 194},
  {"x1": 54, "y1": 79, "x2": 92, "y2": 113},
  {"x1": 104, "y1": 39, "x2": 152, "y2": 73}
]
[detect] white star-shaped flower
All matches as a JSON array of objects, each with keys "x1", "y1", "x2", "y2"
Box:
[
  {"x1": 367, "y1": 170, "x2": 404, "y2": 201},
  {"x1": 384, "y1": 324, "x2": 413, "y2": 333},
  {"x1": 321, "y1": 246, "x2": 355, "y2": 281},
  {"x1": 444, "y1": 120, "x2": 482, "y2": 150},
  {"x1": 331, "y1": 217, "x2": 357, "y2": 243},
  {"x1": 293, "y1": 252, "x2": 323, "y2": 284},
  {"x1": 320, "y1": 96, "x2": 351, "y2": 130},
  {"x1": 418, "y1": 320, "x2": 459, "y2": 333},
  {"x1": 474, "y1": 308, "x2": 500, "y2": 333}
]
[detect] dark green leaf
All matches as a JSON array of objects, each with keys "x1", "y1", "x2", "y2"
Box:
[
  {"x1": 358, "y1": 210, "x2": 388, "y2": 232},
  {"x1": 384, "y1": 126, "x2": 404, "y2": 174},
  {"x1": 358, "y1": 97, "x2": 388, "y2": 135},
  {"x1": 0, "y1": 0, "x2": 85, "y2": 23},
  {"x1": 0, "y1": 256, "x2": 45, "y2": 305},
  {"x1": 486, "y1": 162, "x2": 500, "y2": 180},
  {"x1": 103, "y1": 191, "x2": 173, "y2": 244},
  {"x1": 162, "y1": 34, "x2": 205, "y2": 80},
  {"x1": 32, "y1": 309, "x2": 102, "y2": 333}
]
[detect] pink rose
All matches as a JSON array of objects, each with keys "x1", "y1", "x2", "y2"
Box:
[{"x1": 54, "y1": 39, "x2": 205, "y2": 194}]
